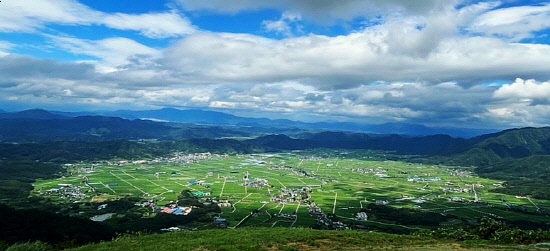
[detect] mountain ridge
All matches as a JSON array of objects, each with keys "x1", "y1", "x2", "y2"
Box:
[{"x1": 42, "y1": 108, "x2": 497, "y2": 138}]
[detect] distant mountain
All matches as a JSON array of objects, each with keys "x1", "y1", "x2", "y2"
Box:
[
  {"x1": 2, "y1": 108, "x2": 498, "y2": 138},
  {"x1": 105, "y1": 108, "x2": 496, "y2": 138},
  {"x1": 364, "y1": 122, "x2": 495, "y2": 138},
  {"x1": 0, "y1": 114, "x2": 249, "y2": 142},
  {"x1": 111, "y1": 108, "x2": 244, "y2": 125},
  {"x1": 48, "y1": 110, "x2": 100, "y2": 117},
  {"x1": 0, "y1": 109, "x2": 71, "y2": 120},
  {"x1": 242, "y1": 131, "x2": 463, "y2": 156}
]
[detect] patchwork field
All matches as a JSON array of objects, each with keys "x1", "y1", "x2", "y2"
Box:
[{"x1": 33, "y1": 151, "x2": 550, "y2": 229}]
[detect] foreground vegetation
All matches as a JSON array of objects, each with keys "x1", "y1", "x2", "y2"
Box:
[
  {"x1": 66, "y1": 227, "x2": 528, "y2": 251},
  {"x1": 3, "y1": 218, "x2": 550, "y2": 250}
]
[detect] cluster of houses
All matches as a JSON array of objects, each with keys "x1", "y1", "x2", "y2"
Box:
[
  {"x1": 198, "y1": 197, "x2": 231, "y2": 207},
  {"x1": 355, "y1": 212, "x2": 368, "y2": 221},
  {"x1": 442, "y1": 187, "x2": 472, "y2": 193},
  {"x1": 271, "y1": 187, "x2": 312, "y2": 203},
  {"x1": 135, "y1": 200, "x2": 155, "y2": 207},
  {"x1": 308, "y1": 203, "x2": 347, "y2": 230},
  {"x1": 270, "y1": 165, "x2": 293, "y2": 170},
  {"x1": 158, "y1": 202, "x2": 193, "y2": 215},
  {"x1": 292, "y1": 170, "x2": 314, "y2": 177},
  {"x1": 43, "y1": 184, "x2": 87, "y2": 201},
  {"x1": 277, "y1": 213, "x2": 297, "y2": 221},
  {"x1": 407, "y1": 176, "x2": 441, "y2": 182},
  {"x1": 351, "y1": 168, "x2": 386, "y2": 174},
  {"x1": 217, "y1": 199, "x2": 232, "y2": 207},
  {"x1": 447, "y1": 196, "x2": 482, "y2": 203},
  {"x1": 246, "y1": 178, "x2": 269, "y2": 188},
  {"x1": 153, "y1": 152, "x2": 220, "y2": 164},
  {"x1": 448, "y1": 196, "x2": 469, "y2": 202},
  {"x1": 447, "y1": 169, "x2": 473, "y2": 177},
  {"x1": 188, "y1": 180, "x2": 205, "y2": 186},
  {"x1": 95, "y1": 153, "x2": 221, "y2": 167},
  {"x1": 376, "y1": 199, "x2": 390, "y2": 205},
  {"x1": 193, "y1": 191, "x2": 211, "y2": 197}
]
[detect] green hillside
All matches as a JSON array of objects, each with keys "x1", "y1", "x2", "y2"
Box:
[
  {"x1": 452, "y1": 127, "x2": 550, "y2": 166},
  {"x1": 67, "y1": 228, "x2": 518, "y2": 251},
  {"x1": 432, "y1": 127, "x2": 550, "y2": 200}
]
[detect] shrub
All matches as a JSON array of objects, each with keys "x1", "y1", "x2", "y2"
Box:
[{"x1": 5, "y1": 241, "x2": 55, "y2": 251}]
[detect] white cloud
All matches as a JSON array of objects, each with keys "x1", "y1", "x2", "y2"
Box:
[
  {"x1": 470, "y1": 3, "x2": 550, "y2": 41},
  {"x1": 494, "y1": 78, "x2": 550, "y2": 99},
  {"x1": 0, "y1": 0, "x2": 195, "y2": 38},
  {"x1": 102, "y1": 12, "x2": 196, "y2": 38},
  {"x1": 0, "y1": 41, "x2": 14, "y2": 56},
  {"x1": 0, "y1": 0, "x2": 99, "y2": 32},
  {"x1": 50, "y1": 36, "x2": 161, "y2": 70},
  {"x1": 1, "y1": 53, "x2": 550, "y2": 128},
  {"x1": 262, "y1": 11, "x2": 302, "y2": 36},
  {"x1": 163, "y1": 25, "x2": 550, "y2": 89}
]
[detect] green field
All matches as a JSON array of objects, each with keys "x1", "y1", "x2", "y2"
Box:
[{"x1": 33, "y1": 151, "x2": 550, "y2": 229}]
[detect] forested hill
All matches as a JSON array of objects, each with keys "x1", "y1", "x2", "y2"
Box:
[{"x1": 449, "y1": 127, "x2": 550, "y2": 166}]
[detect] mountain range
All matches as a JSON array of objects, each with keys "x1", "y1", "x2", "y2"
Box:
[{"x1": 22, "y1": 107, "x2": 496, "y2": 138}]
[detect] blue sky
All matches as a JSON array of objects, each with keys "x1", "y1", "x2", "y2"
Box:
[{"x1": 1, "y1": 0, "x2": 550, "y2": 128}]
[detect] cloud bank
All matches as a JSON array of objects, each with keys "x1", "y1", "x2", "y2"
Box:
[{"x1": 1, "y1": 0, "x2": 550, "y2": 129}]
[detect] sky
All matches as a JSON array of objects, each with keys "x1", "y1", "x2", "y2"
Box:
[{"x1": 1, "y1": 0, "x2": 550, "y2": 129}]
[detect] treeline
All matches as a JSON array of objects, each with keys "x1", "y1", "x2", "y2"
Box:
[
  {"x1": 0, "y1": 204, "x2": 116, "y2": 248},
  {"x1": 0, "y1": 161, "x2": 63, "y2": 201},
  {"x1": 0, "y1": 191, "x2": 220, "y2": 248},
  {"x1": 416, "y1": 218, "x2": 550, "y2": 244}
]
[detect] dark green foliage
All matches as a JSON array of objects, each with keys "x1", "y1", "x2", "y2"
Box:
[
  {"x1": 363, "y1": 204, "x2": 450, "y2": 228},
  {"x1": 101, "y1": 191, "x2": 220, "y2": 233},
  {"x1": 0, "y1": 204, "x2": 115, "y2": 246},
  {"x1": 4, "y1": 241, "x2": 55, "y2": 251},
  {"x1": 0, "y1": 161, "x2": 63, "y2": 200},
  {"x1": 177, "y1": 189, "x2": 202, "y2": 207},
  {"x1": 416, "y1": 218, "x2": 550, "y2": 244},
  {"x1": 0, "y1": 240, "x2": 8, "y2": 251},
  {"x1": 69, "y1": 227, "x2": 441, "y2": 251}
]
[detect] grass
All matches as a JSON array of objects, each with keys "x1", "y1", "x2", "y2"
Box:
[{"x1": 67, "y1": 227, "x2": 522, "y2": 251}]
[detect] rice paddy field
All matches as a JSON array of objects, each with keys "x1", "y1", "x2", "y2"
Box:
[{"x1": 33, "y1": 150, "x2": 550, "y2": 229}]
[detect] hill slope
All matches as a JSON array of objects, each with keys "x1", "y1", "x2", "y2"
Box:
[{"x1": 68, "y1": 228, "x2": 513, "y2": 251}]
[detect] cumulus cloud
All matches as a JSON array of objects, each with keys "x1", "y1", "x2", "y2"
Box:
[
  {"x1": 494, "y1": 78, "x2": 550, "y2": 99},
  {"x1": 0, "y1": 0, "x2": 195, "y2": 38},
  {"x1": 262, "y1": 12, "x2": 302, "y2": 37},
  {"x1": 162, "y1": 27, "x2": 550, "y2": 89},
  {"x1": 0, "y1": 53, "x2": 548, "y2": 128},
  {"x1": 177, "y1": 0, "x2": 450, "y2": 23}
]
